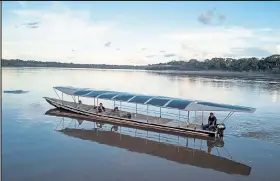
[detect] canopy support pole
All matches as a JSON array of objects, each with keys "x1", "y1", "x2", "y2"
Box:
[
  {"x1": 222, "y1": 112, "x2": 234, "y2": 123},
  {"x1": 94, "y1": 98, "x2": 96, "y2": 106},
  {"x1": 62, "y1": 93, "x2": 64, "y2": 105},
  {"x1": 120, "y1": 101, "x2": 121, "y2": 111},
  {"x1": 114, "y1": 101, "x2": 115, "y2": 108},
  {"x1": 146, "y1": 105, "x2": 149, "y2": 123},
  {"x1": 53, "y1": 88, "x2": 61, "y2": 100},
  {"x1": 160, "y1": 107, "x2": 161, "y2": 118},
  {"x1": 202, "y1": 111, "x2": 204, "y2": 124},
  {"x1": 185, "y1": 111, "x2": 190, "y2": 125},
  {"x1": 178, "y1": 110, "x2": 180, "y2": 127},
  {"x1": 71, "y1": 95, "x2": 76, "y2": 103},
  {"x1": 135, "y1": 104, "x2": 137, "y2": 118}
]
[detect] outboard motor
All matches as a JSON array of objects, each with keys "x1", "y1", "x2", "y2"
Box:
[{"x1": 216, "y1": 123, "x2": 226, "y2": 137}]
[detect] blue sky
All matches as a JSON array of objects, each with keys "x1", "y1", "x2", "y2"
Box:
[{"x1": 2, "y1": 1, "x2": 280, "y2": 65}]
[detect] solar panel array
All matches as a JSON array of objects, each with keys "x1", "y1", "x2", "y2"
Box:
[
  {"x1": 53, "y1": 86, "x2": 256, "y2": 112},
  {"x1": 72, "y1": 89, "x2": 193, "y2": 109}
]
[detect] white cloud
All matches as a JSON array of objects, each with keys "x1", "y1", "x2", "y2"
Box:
[
  {"x1": 3, "y1": 6, "x2": 115, "y2": 63},
  {"x1": 276, "y1": 45, "x2": 280, "y2": 54},
  {"x1": 163, "y1": 27, "x2": 280, "y2": 60},
  {"x1": 2, "y1": 3, "x2": 280, "y2": 65}
]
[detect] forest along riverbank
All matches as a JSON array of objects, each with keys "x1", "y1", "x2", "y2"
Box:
[{"x1": 2, "y1": 54, "x2": 280, "y2": 80}]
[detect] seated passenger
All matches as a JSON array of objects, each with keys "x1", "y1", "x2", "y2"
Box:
[
  {"x1": 113, "y1": 107, "x2": 119, "y2": 112},
  {"x1": 97, "y1": 103, "x2": 105, "y2": 113},
  {"x1": 78, "y1": 100, "x2": 82, "y2": 104},
  {"x1": 202, "y1": 112, "x2": 217, "y2": 130}
]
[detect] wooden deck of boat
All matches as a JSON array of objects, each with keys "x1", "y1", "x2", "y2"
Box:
[{"x1": 49, "y1": 98, "x2": 201, "y2": 130}]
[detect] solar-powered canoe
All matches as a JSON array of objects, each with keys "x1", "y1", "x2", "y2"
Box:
[{"x1": 43, "y1": 86, "x2": 256, "y2": 138}]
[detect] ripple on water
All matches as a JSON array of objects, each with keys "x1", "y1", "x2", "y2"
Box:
[{"x1": 239, "y1": 130, "x2": 280, "y2": 144}]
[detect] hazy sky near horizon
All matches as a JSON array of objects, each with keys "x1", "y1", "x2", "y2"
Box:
[{"x1": 2, "y1": 1, "x2": 280, "y2": 65}]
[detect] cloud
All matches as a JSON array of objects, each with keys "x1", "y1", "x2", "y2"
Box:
[
  {"x1": 104, "y1": 41, "x2": 111, "y2": 47},
  {"x1": 145, "y1": 55, "x2": 156, "y2": 58},
  {"x1": 198, "y1": 10, "x2": 214, "y2": 25},
  {"x1": 24, "y1": 22, "x2": 40, "y2": 26},
  {"x1": 226, "y1": 47, "x2": 273, "y2": 58},
  {"x1": 277, "y1": 45, "x2": 280, "y2": 54},
  {"x1": 198, "y1": 9, "x2": 225, "y2": 25},
  {"x1": 29, "y1": 25, "x2": 39, "y2": 29},
  {"x1": 3, "y1": 5, "x2": 115, "y2": 62},
  {"x1": 164, "y1": 53, "x2": 176, "y2": 57},
  {"x1": 163, "y1": 27, "x2": 280, "y2": 60},
  {"x1": 23, "y1": 21, "x2": 40, "y2": 28},
  {"x1": 217, "y1": 14, "x2": 226, "y2": 23},
  {"x1": 181, "y1": 43, "x2": 188, "y2": 50}
]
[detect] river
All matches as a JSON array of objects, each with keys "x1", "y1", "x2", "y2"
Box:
[{"x1": 2, "y1": 67, "x2": 280, "y2": 181}]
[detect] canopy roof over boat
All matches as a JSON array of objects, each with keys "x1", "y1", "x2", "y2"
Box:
[{"x1": 53, "y1": 86, "x2": 256, "y2": 113}]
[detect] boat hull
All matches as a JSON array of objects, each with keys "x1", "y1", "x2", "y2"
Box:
[{"x1": 43, "y1": 97, "x2": 216, "y2": 137}]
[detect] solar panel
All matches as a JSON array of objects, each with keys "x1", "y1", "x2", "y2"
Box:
[
  {"x1": 197, "y1": 102, "x2": 249, "y2": 111},
  {"x1": 73, "y1": 90, "x2": 92, "y2": 96},
  {"x1": 114, "y1": 94, "x2": 135, "y2": 101},
  {"x1": 86, "y1": 90, "x2": 108, "y2": 98},
  {"x1": 166, "y1": 99, "x2": 192, "y2": 109},
  {"x1": 146, "y1": 97, "x2": 171, "y2": 107},
  {"x1": 129, "y1": 95, "x2": 154, "y2": 104},
  {"x1": 98, "y1": 92, "x2": 120, "y2": 99}
]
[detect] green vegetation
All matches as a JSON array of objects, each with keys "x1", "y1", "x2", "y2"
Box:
[
  {"x1": 2, "y1": 54, "x2": 280, "y2": 74},
  {"x1": 1, "y1": 59, "x2": 145, "y2": 70},
  {"x1": 147, "y1": 55, "x2": 280, "y2": 74}
]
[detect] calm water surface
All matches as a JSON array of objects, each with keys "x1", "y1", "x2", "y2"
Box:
[{"x1": 2, "y1": 68, "x2": 280, "y2": 181}]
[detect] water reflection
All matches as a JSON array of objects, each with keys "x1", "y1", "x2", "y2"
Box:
[
  {"x1": 149, "y1": 71, "x2": 280, "y2": 94},
  {"x1": 45, "y1": 109, "x2": 251, "y2": 176}
]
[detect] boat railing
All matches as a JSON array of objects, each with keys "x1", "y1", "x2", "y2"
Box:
[
  {"x1": 111, "y1": 102, "x2": 206, "y2": 123},
  {"x1": 115, "y1": 103, "x2": 187, "y2": 116}
]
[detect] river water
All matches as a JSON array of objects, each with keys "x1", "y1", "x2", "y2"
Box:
[{"x1": 2, "y1": 67, "x2": 280, "y2": 181}]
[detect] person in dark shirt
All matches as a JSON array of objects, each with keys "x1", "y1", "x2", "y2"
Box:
[
  {"x1": 97, "y1": 103, "x2": 105, "y2": 113},
  {"x1": 113, "y1": 107, "x2": 119, "y2": 112},
  {"x1": 202, "y1": 112, "x2": 217, "y2": 130}
]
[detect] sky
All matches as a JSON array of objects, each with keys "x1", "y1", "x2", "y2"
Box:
[{"x1": 2, "y1": 1, "x2": 280, "y2": 65}]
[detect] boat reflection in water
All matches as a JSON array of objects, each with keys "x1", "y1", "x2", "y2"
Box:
[{"x1": 45, "y1": 108, "x2": 251, "y2": 176}]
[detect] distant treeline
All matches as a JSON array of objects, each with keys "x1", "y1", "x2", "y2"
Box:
[
  {"x1": 1, "y1": 59, "x2": 145, "y2": 69},
  {"x1": 147, "y1": 55, "x2": 280, "y2": 73},
  {"x1": 2, "y1": 54, "x2": 280, "y2": 73}
]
